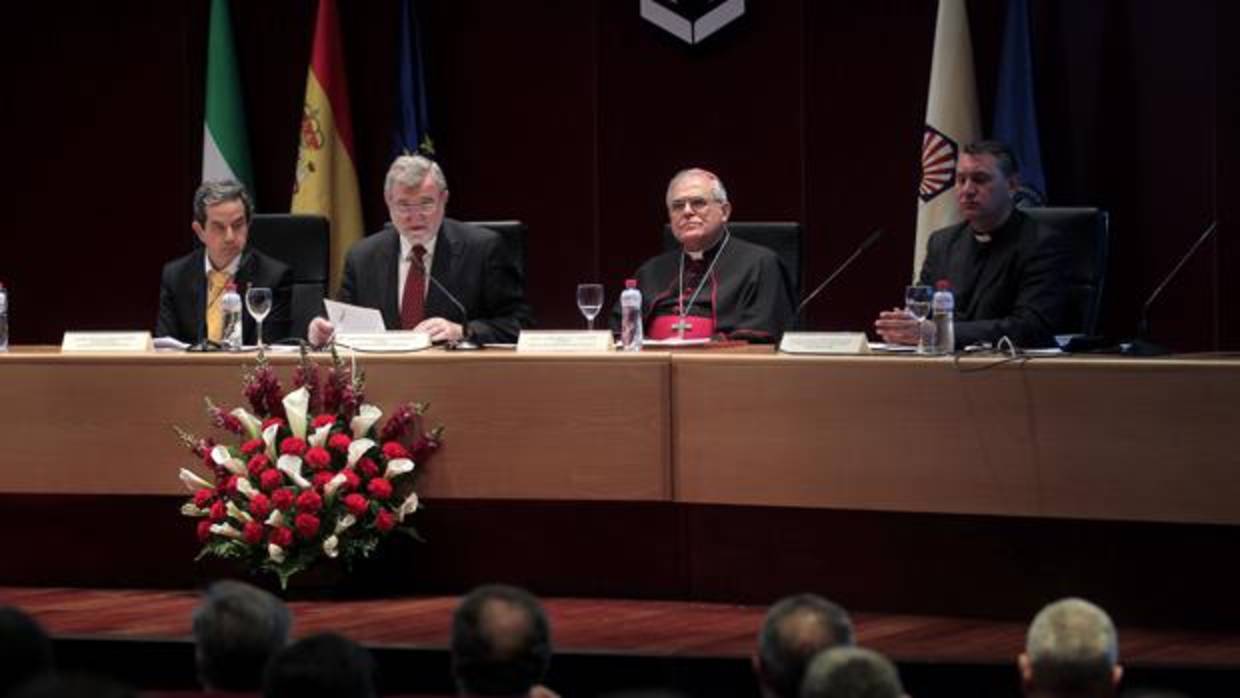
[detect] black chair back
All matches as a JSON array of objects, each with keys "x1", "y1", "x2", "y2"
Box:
[
  {"x1": 661, "y1": 222, "x2": 803, "y2": 300},
  {"x1": 468, "y1": 220, "x2": 527, "y2": 279},
  {"x1": 1022, "y1": 206, "x2": 1109, "y2": 336},
  {"x1": 248, "y1": 214, "x2": 330, "y2": 341}
]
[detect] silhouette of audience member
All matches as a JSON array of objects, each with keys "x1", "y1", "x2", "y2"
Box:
[
  {"x1": 192, "y1": 580, "x2": 292, "y2": 693},
  {"x1": 1019, "y1": 598, "x2": 1123, "y2": 698},
  {"x1": 0, "y1": 606, "x2": 55, "y2": 695},
  {"x1": 451, "y1": 584, "x2": 557, "y2": 698},
  {"x1": 755, "y1": 594, "x2": 855, "y2": 698},
  {"x1": 263, "y1": 632, "x2": 377, "y2": 698},
  {"x1": 800, "y1": 647, "x2": 907, "y2": 698},
  {"x1": 10, "y1": 674, "x2": 137, "y2": 698}
]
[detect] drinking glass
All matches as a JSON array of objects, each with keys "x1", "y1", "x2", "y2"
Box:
[
  {"x1": 576, "y1": 283, "x2": 604, "y2": 330},
  {"x1": 904, "y1": 285, "x2": 934, "y2": 354},
  {"x1": 246, "y1": 286, "x2": 273, "y2": 349}
]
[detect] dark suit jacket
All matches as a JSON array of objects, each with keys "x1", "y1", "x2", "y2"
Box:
[
  {"x1": 918, "y1": 209, "x2": 1071, "y2": 349},
  {"x1": 157, "y1": 249, "x2": 293, "y2": 345},
  {"x1": 338, "y1": 219, "x2": 532, "y2": 344}
]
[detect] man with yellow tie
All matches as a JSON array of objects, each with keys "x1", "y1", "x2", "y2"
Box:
[{"x1": 157, "y1": 180, "x2": 292, "y2": 346}]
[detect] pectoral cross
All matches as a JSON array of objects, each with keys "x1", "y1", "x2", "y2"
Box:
[{"x1": 672, "y1": 318, "x2": 693, "y2": 339}]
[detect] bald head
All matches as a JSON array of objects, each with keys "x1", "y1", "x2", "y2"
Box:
[
  {"x1": 451, "y1": 584, "x2": 552, "y2": 696},
  {"x1": 757, "y1": 594, "x2": 855, "y2": 698},
  {"x1": 1021, "y1": 598, "x2": 1121, "y2": 697}
]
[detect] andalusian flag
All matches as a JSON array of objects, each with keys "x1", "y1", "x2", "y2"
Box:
[
  {"x1": 292, "y1": 0, "x2": 364, "y2": 293},
  {"x1": 202, "y1": 0, "x2": 254, "y2": 194},
  {"x1": 915, "y1": 0, "x2": 980, "y2": 278}
]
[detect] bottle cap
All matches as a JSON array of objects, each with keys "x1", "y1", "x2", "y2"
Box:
[
  {"x1": 625, "y1": 279, "x2": 637, "y2": 289},
  {"x1": 935, "y1": 279, "x2": 952, "y2": 291}
]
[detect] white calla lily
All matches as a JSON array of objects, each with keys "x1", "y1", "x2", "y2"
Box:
[
  {"x1": 335, "y1": 513, "x2": 357, "y2": 534},
  {"x1": 235, "y1": 478, "x2": 257, "y2": 500},
  {"x1": 268, "y1": 544, "x2": 286, "y2": 563},
  {"x1": 230, "y1": 408, "x2": 263, "y2": 439},
  {"x1": 347, "y1": 438, "x2": 375, "y2": 467},
  {"x1": 180, "y1": 502, "x2": 207, "y2": 517},
  {"x1": 262, "y1": 423, "x2": 280, "y2": 460},
  {"x1": 210, "y1": 446, "x2": 247, "y2": 476},
  {"x1": 178, "y1": 468, "x2": 213, "y2": 492},
  {"x1": 283, "y1": 386, "x2": 310, "y2": 438},
  {"x1": 384, "y1": 458, "x2": 415, "y2": 480},
  {"x1": 351, "y1": 404, "x2": 383, "y2": 439},
  {"x1": 276, "y1": 454, "x2": 311, "y2": 488},
  {"x1": 397, "y1": 492, "x2": 420, "y2": 521},
  {"x1": 324, "y1": 472, "x2": 348, "y2": 498},
  {"x1": 266, "y1": 510, "x2": 286, "y2": 527},
  {"x1": 309, "y1": 423, "x2": 333, "y2": 449},
  {"x1": 323, "y1": 535, "x2": 339, "y2": 558},
  {"x1": 226, "y1": 501, "x2": 253, "y2": 523},
  {"x1": 210, "y1": 523, "x2": 244, "y2": 540}
]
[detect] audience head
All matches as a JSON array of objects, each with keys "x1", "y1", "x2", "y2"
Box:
[
  {"x1": 192, "y1": 579, "x2": 292, "y2": 691},
  {"x1": 263, "y1": 632, "x2": 377, "y2": 698},
  {"x1": 0, "y1": 606, "x2": 55, "y2": 695},
  {"x1": 800, "y1": 647, "x2": 906, "y2": 698},
  {"x1": 192, "y1": 179, "x2": 254, "y2": 269},
  {"x1": 755, "y1": 593, "x2": 855, "y2": 698},
  {"x1": 665, "y1": 167, "x2": 732, "y2": 253},
  {"x1": 955, "y1": 140, "x2": 1021, "y2": 233},
  {"x1": 451, "y1": 583, "x2": 553, "y2": 696},
  {"x1": 384, "y1": 154, "x2": 449, "y2": 244},
  {"x1": 1019, "y1": 597, "x2": 1122, "y2": 698}
]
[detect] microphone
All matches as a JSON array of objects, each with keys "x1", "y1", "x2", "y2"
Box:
[
  {"x1": 1125, "y1": 220, "x2": 1217, "y2": 355},
  {"x1": 426, "y1": 272, "x2": 480, "y2": 350},
  {"x1": 797, "y1": 228, "x2": 884, "y2": 314}
]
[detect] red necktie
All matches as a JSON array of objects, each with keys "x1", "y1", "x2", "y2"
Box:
[{"x1": 400, "y1": 245, "x2": 427, "y2": 329}]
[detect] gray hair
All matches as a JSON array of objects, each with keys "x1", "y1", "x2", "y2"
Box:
[
  {"x1": 192, "y1": 580, "x2": 292, "y2": 691},
  {"x1": 666, "y1": 168, "x2": 729, "y2": 205},
  {"x1": 1025, "y1": 597, "x2": 1119, "y2": 692},
  {"x1": 758, "y1": 594, "x2": 855, "y2": 698},
  {"x1": 193, "y1": 180, "x2": 253, "y2": 225},
  {"x1": 385, "y1": 154, "x2": 448, "y2": 195},
  {"x1": 800, "y1": 647, "x2": 904, "y2": 698}
]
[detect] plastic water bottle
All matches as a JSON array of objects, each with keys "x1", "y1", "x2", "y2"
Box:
[
  {"x1": 0, "y1": 282, "x2": 8, "y2": 351},
  {"x1": 220, "y1": 283, "x2": 243, "y2": 350},
  {"x1": 932, "y1": 280, "x2": 955, "y2": 355},
  {"x1": 619, "y1": 279, "x2": 643, "y2": 352}
]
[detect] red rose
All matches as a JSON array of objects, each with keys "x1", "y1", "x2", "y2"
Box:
[
  {"x1": 246, "y1": 454, "x2": 271, "y2": 477},
  {"x1": 343, "y1": 493, "x2": 369, "y2": 516},
  {"x1": 196, "y1": 520, "x2": 213, "y2": 542},
  {"x1": 312, "y1": 414, "x2": 336, "y2": 429},
  {"x1": 280, "y1": 437, "x2": 307, "y2": 457},
  {"x1": 243, "y1": 521, "x2": 264, "y2": 545},
  {"x1": 272, "y1": 488, "x2": 295, "y2": 510},
  {"x1": 250, "y1": 493, "x2": 272, "y2": 520},
  {"x1": 304, "y1": 446, "x2": 332, "y2": 471},
  {"x1": 209, "y1": 500, "x2": 227, "y2": 522},
  {"x1": 193, "y1": 488, "x2": 215, "y2": 509},
  {"x1": 312, "y1": 471, "x2": 333, "y2": 490},
  {"x1": 269, "y1": 526, "x2": 294, "y2": 548},
  {"x1": 294, "y1": 512, "x2": 320, "y2": 539},
  {"x1": 367, "y1": 478, "x2": 393, "y2": 501},
  {"x1": 259, "y1": 469, "x2": 284, "y2": 492},
  {"x1": 328, "y1": 433, "x2": 352, "y2": 453},
  {"x1": 218, "y1": 475, "x2": 239, "y2": 495},
  {"x1": 375, "y1": 508, "x2": 396, "y2": 533},
  {"x1": 342, "y1": 469, "x2": 361, "y2": 492},
  {"x1": 241, "y1": 438, "x2": 265, "y2": 456},
  {"x1": 261, "y1": 417, "x2": 286, "y2": 433},
  {"x1": 357, "y1": 457, "x2": 380, "y2": 479},
  {"x1": 296, "y1": 490, "x2": 323, "y2": 514},
  {"x1": 382, "y1": 441, "x2": 409, "y2": 460}
]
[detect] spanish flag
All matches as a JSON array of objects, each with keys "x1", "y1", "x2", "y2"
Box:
[{"x1": 292, "y1": 0, "x2": 364, "y2": 293}]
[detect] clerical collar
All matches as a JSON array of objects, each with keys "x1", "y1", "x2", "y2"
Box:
[
  {"x1": 970, "y1": 208, "x2": 1019, "y2": 245},
  {"x1": 684, "y1": 231, "x2": 727, "y2": 261}
]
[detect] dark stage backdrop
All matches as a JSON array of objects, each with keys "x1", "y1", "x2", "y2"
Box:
[{"x1": 7, "y1": 0, "x2": 1235, "y2": 350}]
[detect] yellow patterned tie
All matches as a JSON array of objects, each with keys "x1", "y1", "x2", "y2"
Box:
[{"x1": 206, "y1": 270, "x2": 231, "y2": 342}]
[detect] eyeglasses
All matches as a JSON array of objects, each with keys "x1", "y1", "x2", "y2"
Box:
[
  {"x1": 667, "y1": 197, "x2": 717, "y2": 214},
  {"x1": 391, "y1": 198, "x2": 440, "y2": 214}
]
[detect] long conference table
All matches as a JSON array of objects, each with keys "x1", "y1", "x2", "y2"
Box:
[{"x1": 1, "y1": 346, "x2": 1236, "y2": 525}]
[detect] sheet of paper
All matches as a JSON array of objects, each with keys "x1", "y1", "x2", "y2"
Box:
[{"x1": 324, "y1": 299, "x2": 387, "y2": 333}]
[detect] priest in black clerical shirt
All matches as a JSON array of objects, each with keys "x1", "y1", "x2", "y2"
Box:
[
  {"x1": 875, "y1": 141, "x2": 1071, "y2": 349},
  {"x1": 612, "y1": 168, "x2": 796, "y2": 343}
]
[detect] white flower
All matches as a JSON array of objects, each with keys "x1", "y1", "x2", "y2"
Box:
[
  {"x1": 209, "y1": 523, "x2": 244, "y2": 540},
  {"x1": 308, "y1": 422, "x2": 332, "y2": 449},
  {"x1": 230, "y1": 408, "x2": 263, "y2": 440},
  {"x1": 323, "y1": 535, "x2": 339, "y2": 558},
  {"x1": 347, "y1": 438, "x2": 375, "y2": 467},
  {"x1": 262, "y1": 422, "x2": 281, "y2": 461},
  {"x1": 178, "y1": 468, "x2": 213, "y2": 492},
  {"x1": 180, "y1": 502, "x2": 207, "y2": 517},
  {"x1": 226, "y1": 501, "x2": 253, "y2": 523},
  {"x1": 266, "y1": 510, "x2": 286, "y2": 527},
  {"x1": 384, "y1": 458, "x2": 415, "y2": 480},
  {"x1": 209, "y1": 445, "x2": 246, "y2": 476},
  {"x1": 235, "y1": 478, "x2": 257, "y2": 500},
  {"x1": 335, "y1": 513, "x2": 357, "y2": 534},
  {"x1": 283, "y1": 386, "x2": 310, "y2": 439},
  {"x1": 351, "y1": 404, "x2": 383, "y2": 439},
  {"x1": 324, "y1": 472, "x2": 348, "y2": 498},
  {"x1": 276, "y1": 455, "x2": 311, "y2": 488},
  {"x1": 397, "y1": 492, "x2": 420, "y2": 521},
  {"x1": 268, "y1": 544, "x2": 286, "y2": 563}
]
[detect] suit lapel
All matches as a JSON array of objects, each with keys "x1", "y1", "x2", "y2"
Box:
[
  {"x1": 380, "y1": 227, "x2": 401, "y2": 328},
  {"x1": 426, "y1": 222, "x2": 462, "y2": 319}
]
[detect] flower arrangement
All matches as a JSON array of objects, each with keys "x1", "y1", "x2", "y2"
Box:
[{"x1": 176, "y1": 346, "x2": 442, "y2": 588}]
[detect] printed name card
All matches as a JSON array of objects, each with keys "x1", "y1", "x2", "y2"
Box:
[
  {"x1": 61, "y1": 332, "x2": 154, "y2": 353},
  {"x1": 517, "y1": 331, "x2": 615, "y2": 353},
  {"x1": 334, "y1": 331, "x2": 431, "y2": 352},
  {"x1": 778, "y1": 332, "x2": 872, "y2": 355}
]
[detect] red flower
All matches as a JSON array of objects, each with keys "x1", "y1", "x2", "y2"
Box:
[
  {"x1": 304, "y1": 446, "x2": 332, "y2": 471},
  {"x1": 328, "y1": 433, "x2": 352, "y2": 453},
  {"x1": 342, "y1": 469, "x2": 361, "y2": 492},
  {"x1": 296, "y1": 490, "x2": 323, "y2": 514},
  {"x1": 247, "y1": 454, "x2": 271, "y2": 477},
  {"x1": 259, "y1": 469, "x2": 284, "y2": 493},
  {"x1": 312, "y1": 414, "x2": 336, "y2": 429},
  {"x1": 243, "y1": 521, "x2": 264, "y2": 545},
  {"x1": 193, "y1": 488, "x2": 215, "y2": 509},
  {"x1": 411, "y1": 434, "x2": 441, "y2": 462},
  {"x1": 261, "y1": 417, "x2": 285, "y2": 433},
  {"x1": 250, "y1": 493, "x2": 272, "y2": 520},
  {"x1": 357, "y1": 457, "x2": 380, "y2": 479},
  {"x1": 241, "y1": 438, "x2": 265, "y2": 456},
  {"x1": 311, "y1": 471, "x2": 333, "y2": 490},
  {"x1": 294, "y1": 513, "x2": 320, "y2": 539},
  {"x1": 375, "y1": 508, "x2": 396, "y2": 533},
  {"x1": 196, "y1": 520, "x2": 213, "y2": 542},
  {"x1": 209, "y1": 500, "x2": 227, "y2": 522},
  {"x1": 280, "y1": 437, "x2": 307, "y2": 457},
  {"x1": 343, "y1": 493, "x2": 369, "y2": 517},
  {"x1": 367, "y1": 478, "x2": 393, "y2": 501},
  {"x1": 269, "y1": 526, "x2": 294, "y2": 548},
  {"x1": 382, "y1": 442, "x2": 409, "y2": 460},
  {"x1": 272, "y1": 488, "x2": 295, "y2": 511}
]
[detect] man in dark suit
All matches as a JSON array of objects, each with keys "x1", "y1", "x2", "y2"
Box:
[
  {"x1": 875, "y1": 141, "x2": 1070, "y2": 349},
  {"x1": 308, "y1": 155, "x2": 532, "y2": 346},
  {"x1": 157, "y1": 180, "x2": 292, "y2": 345}
]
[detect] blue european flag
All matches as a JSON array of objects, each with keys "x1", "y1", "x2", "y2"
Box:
[
  {"x1": 993, "y1": 0, "x2": 1046, "y2": 205},
  {"x1": 394, "y1": 0, "x2": 432, "y2": 158}
]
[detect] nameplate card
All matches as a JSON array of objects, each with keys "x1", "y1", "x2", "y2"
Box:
[
  {"x1": 335, "y1": 331, "x2": 430, "y2": 352},
  {"x1": 517, "y1": 331, "x2": 615, "y2": 353},
  {"x1": 778, "y1": 332, "x2": 872, "y2": 355},
  {"x1": 61, "y1": 331, "x2": 154, "y2": 353}
]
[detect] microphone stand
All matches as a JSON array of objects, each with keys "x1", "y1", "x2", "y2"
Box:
[{"x1": 1123, "y1": 221, "x2": 1217, "y2": 356}]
